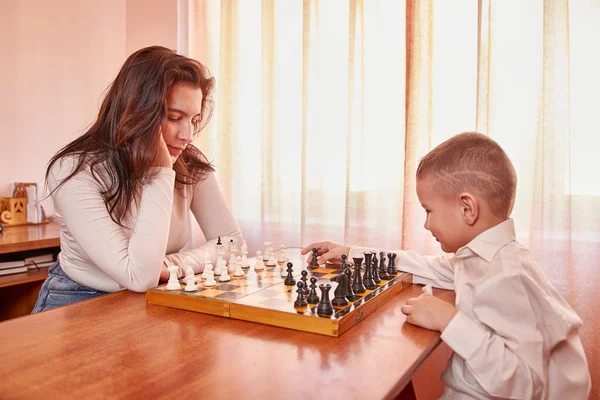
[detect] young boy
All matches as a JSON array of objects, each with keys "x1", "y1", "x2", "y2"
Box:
[{"x1": 302, "y1": 132, "x2": 591, "y2": 399}]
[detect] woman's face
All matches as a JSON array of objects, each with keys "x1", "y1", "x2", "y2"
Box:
[{"x1": 161, "y1": 83, "x2": 203, "y2": 162}]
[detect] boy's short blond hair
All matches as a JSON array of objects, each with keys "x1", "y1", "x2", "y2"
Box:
[{"x1": 416, "y1": 132, "x2": 517, "y2": 219}]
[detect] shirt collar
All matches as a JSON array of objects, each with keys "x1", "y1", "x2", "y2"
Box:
[{"x1": 457, "y1": 219, "x2": 516, "y2": 262}]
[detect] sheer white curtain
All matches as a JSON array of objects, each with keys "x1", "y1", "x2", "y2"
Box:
[{"x1": 187, "y1": 1, "x2": 599, "y2": 393}]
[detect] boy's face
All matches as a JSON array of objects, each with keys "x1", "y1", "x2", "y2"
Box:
[{"x1": 416, "y1": 177, "x2": 472, "y2": 253}]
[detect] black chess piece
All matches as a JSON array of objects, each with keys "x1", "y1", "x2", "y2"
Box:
[
  {"x1": 284, "y1": 262, "x2": 296, "y2": 286},
  {"x1": 362, "y1": 252, "x2": 377, "y2": 290},
  {"x1": 351, "y1": 257, "x2": 366, "y2": 294},
  {"x1": 309, "y1": 248, "x2": 319, "y2": 269},
  {"x1": 331, "y1": 272, "x2": 349, "y2": 307},
  {"x1": 294, "y1": 281, "x2": 308, "y2": 307},
  {"x1": 306, "y1": 277, "x2": 320, "y2": 304},
  {"x1": 300, "y1": 270, "x2": 310, "y2": 294},
  {"x1": 379, "y1": 251, "x2": 391, "y2": 280},
  {"x1": 217, "y1": 236, "x2": 222, "y2": 245},
  {"x1": 387, "y1": 252, "x2": 398, "y2": 275},
  {"x1": 372, "y1": 254, "x2": 381, "y2": 284},
  {"x1": 344, "y1": 266, "x2": 357, "y2": 301},
  {"x1": 316, "y1": 284, "x2": 334, "y2": 317},
  {"x1": 340, "y1": 254, "x2": 348, "y2": 271}
]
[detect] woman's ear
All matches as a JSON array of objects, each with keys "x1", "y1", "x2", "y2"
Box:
[{"x1": 459, "y1": 192, "x2": 478, "y2": 225}]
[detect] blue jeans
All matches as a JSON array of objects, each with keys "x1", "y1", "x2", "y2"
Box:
[{"x1": 31, "y1": 262, "x2": 108, "y2": 313}]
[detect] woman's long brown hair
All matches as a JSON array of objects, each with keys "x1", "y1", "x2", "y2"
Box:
[{"x1": 46, "y1": 46, "x2": 215, "y2": 226}]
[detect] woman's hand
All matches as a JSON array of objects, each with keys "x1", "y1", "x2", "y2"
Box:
[{"x1": 154, "y1": 132, "x2": 173, "y2": 168}]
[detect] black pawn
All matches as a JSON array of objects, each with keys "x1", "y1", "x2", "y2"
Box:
[
  {"x1": 309, "y1": 248, "x2": 319, "y2": 269},
  {"x1": 362, "y1": 252, "x2": 377, "y2": 290},
  {"x1": 379, "y1": 252, "x2": 391, "y2": 280},
  {"x1": 351, "y1": 257, "x2": 366, "y2": 294},
  {"x1": 387, "y1": 253, "x2": 398, "y2": 275},
  {"x1": 372, "y1": 254, "x2": 381, "y2": 284},
  {"x1": 331, "y1": 273, "x2": 349, "y2": 307},
  {"x1": 294, "y1": 281, "x2": 308, "y2": 307},
  {"x1": 284, "y1": 262, "x2": 296, "y2": 286},
  {"x1": 306, "y1": 277, "x2": 320, "y2": 304},
  {"x1": 316, "y1": 284, "x2": 334, "y2": 317},
  {"x1": 300, "y1": 270, "x2": 310, "y2": 294},
  {"x1": 344, "y1": 266, "x2": 357, "y2": 301}
]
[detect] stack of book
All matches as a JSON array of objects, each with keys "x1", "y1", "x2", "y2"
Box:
[{"x1": 0, "y1": 254, "x2": 55, "y2": 276}]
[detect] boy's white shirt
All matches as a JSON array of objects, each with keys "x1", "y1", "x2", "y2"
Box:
[{"x1": 349, "y1": 219, "x2": 591, "y2": 400}]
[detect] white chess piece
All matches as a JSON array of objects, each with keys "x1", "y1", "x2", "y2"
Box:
[
  {"x1": 263, "y1": 241, "x2": 271, "y2": 261},
  {"x1": 254, "y1": 250, "x2": 265, "y2": 271},
  {"x1": 215, "y1": 238, "x2": 225, "y2": 275},
  {"x1": 266, "y1": 246, "x2": 277, "y2": 266},
  {"x1": 203, "y1": 249, "x2": 212, "y2": 265},
  {"x1": 204, "y1": 271, "x2": 217, "y2": 287},
  {"x1": 233, "y1": 256, "x2": 245, "y2": 277},
  {"x1": 219, "y1": 266, "x2": 231, "y2": 282},
  {"x1": 202, "y1": 262, "x2": 213, "y2": 280},
  {"x1": 422, "y1": 284, "x2": 433, "y2": 295},
  {"x1": 166, "y1": 265, "x2": 181, "y2": 290},
  {"x1": 214, "y1": 254, "x2": 224, "y2": 276},
  {"x1": 277, "y1": 244, "x2": 288, "y2": 264},
  {"x1": 227, "y1": 251, "x2": 237, "y2": 273},
  {"x1": 183, "y1": 265, "x2": 197, "y2": 284},
  {"x1": 241, "y1": 240, "x2": 249, "y2": 268},
  {"x1": 184, "y1": 275, "x2": 198, "y2": 292}
]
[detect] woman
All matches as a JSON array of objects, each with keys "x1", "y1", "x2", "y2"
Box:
[{"x1": 32, "y1": 46, "x2": 243, "y2": 313}]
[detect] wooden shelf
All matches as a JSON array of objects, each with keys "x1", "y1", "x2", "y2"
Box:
[{"x1": 0, "y1": 268, "x2": 49, "y2": 289}]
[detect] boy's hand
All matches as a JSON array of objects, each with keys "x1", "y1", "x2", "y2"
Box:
[
  {"x1": 301, "y1": 241, "x2": 351, "y2": 264},
  {"x1": 400, "y1": 293, "x2": 457, "y2": 332}
]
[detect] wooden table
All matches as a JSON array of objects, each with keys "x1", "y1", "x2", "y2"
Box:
[
  {"x1": 0, "y1": 221, "x2": 60, "y2": 320},
  {"x1": 0, "y1": 221, "x2": 60, "y2": 255},
  {"x1": 0, "y1": 283, "x2": 454, "y2": 399}
]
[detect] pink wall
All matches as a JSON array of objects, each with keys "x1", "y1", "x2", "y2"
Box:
[
  {"x1": 0, "y1": 0, "x2": 179, "y2": 215},
  {"x1": 126, "y1": 0, "x2": 179, "y2": 55}
]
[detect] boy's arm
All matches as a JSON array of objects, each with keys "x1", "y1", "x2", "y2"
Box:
[
  {"x1": 440, "y1": 273, "x2": 545, "y2": 399},
  {"x1": 349, "y1": 246, "x2": 455, "y2": 290}
]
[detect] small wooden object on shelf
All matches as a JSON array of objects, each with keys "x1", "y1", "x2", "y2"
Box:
[{"x1": 0, "y1": 197, "x2": 28, "y2": 226}]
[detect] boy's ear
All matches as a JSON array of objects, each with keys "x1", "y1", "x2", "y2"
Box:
[{"x1": 459, "y1": 192, "x2": 478, "y2": 225}]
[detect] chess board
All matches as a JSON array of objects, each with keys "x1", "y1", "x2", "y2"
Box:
[{"x1": 146, "y1": 260, "x2": 412, "y2": 337}]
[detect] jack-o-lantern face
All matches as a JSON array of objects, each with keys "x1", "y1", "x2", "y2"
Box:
[{"x1": 12, "y1": 199, "x2": 25, "y2": 214}]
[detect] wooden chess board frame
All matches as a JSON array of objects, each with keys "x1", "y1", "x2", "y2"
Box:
[{"x1": 146, "y1": 261, "x2": 412, "y2": 337}]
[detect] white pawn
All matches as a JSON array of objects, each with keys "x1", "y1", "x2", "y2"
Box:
[
  {"x1": 184, "y1": 272, "x2": 198, "y2": 292},
  {"x1": 233, "y1": 256, "x2": 245, "y2": 277},
  {"x1": 219, "y1": 266, "x2": 231, "y2": 282},
  {"x1": 166, "y1": 265, "x2": 181, "y2": 290},
  {"x1": 202, "y1": 261, "x2": 213, "y2": 280},
  {"x1": 204, "y1": 271, "x2": 217, "y2": 287},
  {"x1": 277, "y1": 244, "x2": 288, "y2": 264},
  {"x1": 266, "y1": 247, "x2": 277, "y2": 266},
  {"x1": 183, "y1": 264, "x2": 197, "y2": 284},
  {"x1": 254, "y1": 250, "x2": 265, "y2": 271},
  {"x1": 263, "y1": 241, "x2": 271, "y2": 261},
  {"x1": 241, "y1": 240, "x2": 249, "y2": 268}
]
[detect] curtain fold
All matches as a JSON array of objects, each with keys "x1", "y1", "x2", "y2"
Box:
[{"x1": 188, "y1": 1, "x2": 598, "y2": 396}]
